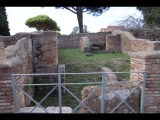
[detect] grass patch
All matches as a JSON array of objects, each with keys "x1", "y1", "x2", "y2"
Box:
[
  {"x1": 58, "y1": 48, "x2": 130, "y2": 76},
  {"x1": 29, "y1": 48, "x2": 130, "y2": 111}
]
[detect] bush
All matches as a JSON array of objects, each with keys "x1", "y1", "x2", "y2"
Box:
[{"x1": 25, "y1": 14, "x2": 60, "y2": 31}]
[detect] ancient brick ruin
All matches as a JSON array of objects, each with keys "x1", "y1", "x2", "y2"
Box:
[
  {"x1": 99, "y1": 26, "x2": 125, "y2": 32},
  {"x1": 0, "y1": 31, "x2": 59, "y2": 113},
  {"x1": 128, "y1": 28, "x2": 160, "y2": 41},
  {"x1": 78, "y1": 29, "x2": 160, "y2": 113},
  {"x1": 31, "y1": 31, "x2": 58, "y2": 93},
  {"x1": 79, "y1": 30, "x2": 160, "y2": 54},
  {"x1": 81, "y1": 67, "x2": 141, "y2": 113},
  {"x1": 58, "y1": 32, "x2": 111, "y2": 49},
  {"x1": 0, "y1": 27, "x2": 160, "y2": 113},
  {"x1": 130, "y1": 51, "x2": 160, "y2": 113}
]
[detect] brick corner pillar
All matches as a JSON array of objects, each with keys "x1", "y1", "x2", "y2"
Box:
[
  {"x1": 130, "y1": 51, "x2": 160, "y2": 113},
  {"x1": 31, "y1": 31, "x2": 58, "y2": 93}
]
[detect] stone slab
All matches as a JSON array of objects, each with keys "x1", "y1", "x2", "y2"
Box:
[
  {"x1": 19, "y1": 106, "x2": 72, "y2": 113},
  {"x1": 81, "y1": 83, "x2": 141, "y2": 113},
  {"x1": 19, "y1": 107, "x2": 46, "y2": 113},
  {"x1": 46, "y1": 106, "x2": 72, "y2": 113}
]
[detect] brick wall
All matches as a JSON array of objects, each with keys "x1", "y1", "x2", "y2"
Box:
[
  {"x1": 2, "y1": 32, "x2": 31, "y2": 48},
  {"x1": 0, "y1": 59, "x2": 23, "y2": 113},
  {"x1": 112, "y1": 30, "x2": 160, "y2": 55},
  {"x1": 58, "y1": 30, "x2": 160, "y2": 54},
  {"x1": 57, "y1": 32, "x2": 111, "y2": 49},
  {"x1": 0, "y1": 31, "x2": 59, "y2": 113},
  {"x1": 130, "y1": 51, "x2": 160, "y2": 113},
  {"x1": 0, "y1": 37, "x2": 33, "y2": 113},
  {"x1": 128, "y1": 28, "x2": 160, "y2": 41},
  {"x1": 99, "y1": 26, "x2": 125, "y2": 32},
  {"x1": 106, "y1": 34, "x2": 121, "y2": 52},
  {"x1": 100, "y1": 27, "x2": 160, "y2": 41},
  {"x1": 31, "y1": 31, "x2": 58, "y2": 93}
]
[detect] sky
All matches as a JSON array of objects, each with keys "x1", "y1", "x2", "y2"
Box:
[{"x1": 5, "y1": 7, "x2": 142, "y2": 35}]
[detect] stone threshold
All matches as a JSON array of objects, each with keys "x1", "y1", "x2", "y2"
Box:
[{"x1": 18, "y1": 106, "x2": 72, "y2": 113}]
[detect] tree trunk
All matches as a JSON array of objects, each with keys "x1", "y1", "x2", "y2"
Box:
[{"x1": 77, "y1": 7, "x2": 83, "y2": 33}]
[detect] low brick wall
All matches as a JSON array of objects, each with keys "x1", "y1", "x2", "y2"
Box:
[
  {"x1": 2, "y1": 32, "x2": 31, "y2": 48},
  {"x1": 112, "y1": 30, "x2": 160, "y2": 55},
  {"x1": 58, "y1": 30, "x2": 160, "y2": 55},
  {"x1": 57, "y1": 32, "x2": 111, "y2": 49},
  {"x1": 128, "y1": 28, "x2": 160, "y2": 41},
  {"x1": 130, "y1": 51, "x2": 160, "y2": 113}
]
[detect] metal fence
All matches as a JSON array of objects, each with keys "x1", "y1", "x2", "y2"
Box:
[{"x1": 11, "y1": 71, "x2": 146, "y2": 113}]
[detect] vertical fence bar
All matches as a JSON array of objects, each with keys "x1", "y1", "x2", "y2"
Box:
[
  {"x1": 58, "y1": 74, "x2": 62, "y2": 113},
  {"x1": 11, "y1": 75, "x2": 18, "y2": 113},
  {"x1": 140, "y1": 71, "x2": 146, "y2": 113},
  {"x1": 101, "y1": 73, "x2": 106, "y2": 113}
]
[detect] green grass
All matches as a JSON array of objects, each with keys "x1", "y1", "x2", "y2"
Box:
[
  {"x1": 58, "y1": 48, "x2": 130, "y2": 81},
  {"x1": 29, "y1": 48, "x2": 130, "y2": 111}
]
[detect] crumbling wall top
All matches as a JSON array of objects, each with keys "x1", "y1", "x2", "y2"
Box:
[
  {"x1": 0, "y1": 59, "x2": 21, "y2": 68},
  {"x1": 131, "y1": 51, "x2": 160, "y2": 59}
]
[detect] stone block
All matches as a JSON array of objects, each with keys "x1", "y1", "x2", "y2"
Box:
[
  {"x1": 19, "y1": 106, "x2": 72, "y2": 113},
  {"x1": 81, "y1": 83, "x2": 141, "y2": 113},
  {"x1": 85, "y1": 53, "x2": 93, "y2": 56},
  {"x1": 101, "y1": 67, "x2": 118, "y2": 82}
]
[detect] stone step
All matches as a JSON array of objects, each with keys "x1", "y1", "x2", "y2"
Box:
[
  {"x1": 91, "y1": 47, "x2": 99, "y2": 50},
  {"x1": 19, "y1": 106, "x2": 72, "y2": 113}
]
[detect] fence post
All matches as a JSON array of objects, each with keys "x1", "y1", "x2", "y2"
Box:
[
  {"x1": 140, "y1": 71, "x2": 146, "y2": 113},
  {"x1": 11, "y1": 75, "x2": 18, "y2": 113},
  {"x1": 101, "y1": 73, "x2": 106, "y2": 113},
  {"x1": 58, "y1": 74, "x2": 62, "y2": 113}
]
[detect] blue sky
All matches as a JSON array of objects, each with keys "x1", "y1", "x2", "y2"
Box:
[{"x1": 5, "y1": 7, "x2": 142, "y2": 35}]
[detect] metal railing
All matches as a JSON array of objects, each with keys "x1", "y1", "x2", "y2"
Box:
[{"x1": 11, "y1": 71, "x2": 146, "y2": 113}]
